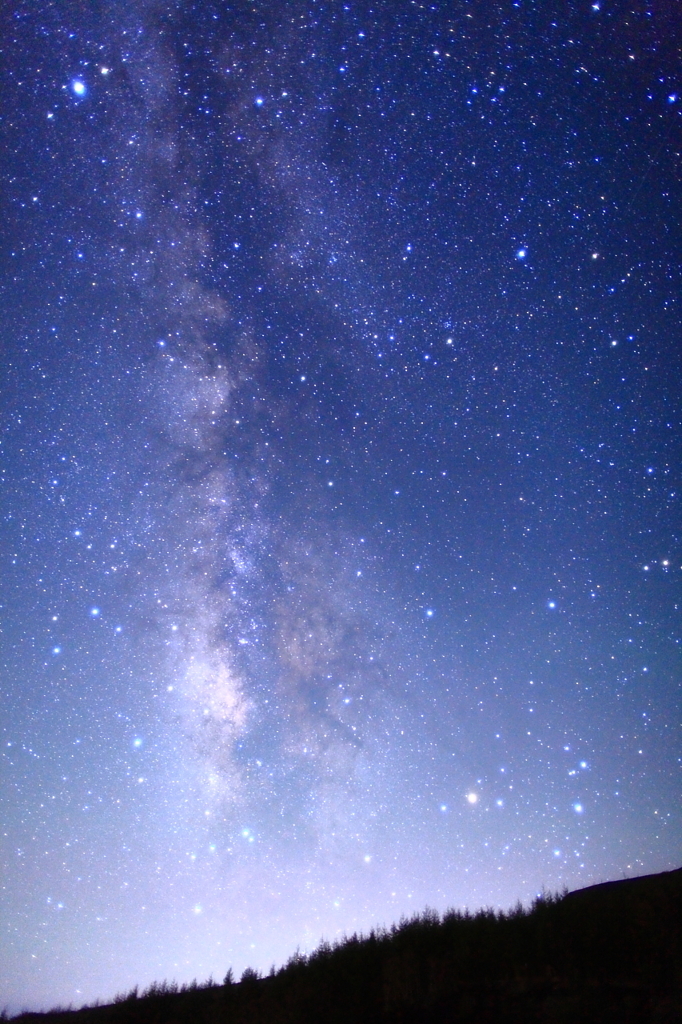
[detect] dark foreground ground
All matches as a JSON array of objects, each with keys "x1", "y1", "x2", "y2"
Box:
[{"x1": 10, "y1": 866, "x2": 682, "y2": 1024}]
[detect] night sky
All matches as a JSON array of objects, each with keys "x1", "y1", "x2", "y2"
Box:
[{"x1": 1, "y1": 0, "x2": 681, "y2": 1013}]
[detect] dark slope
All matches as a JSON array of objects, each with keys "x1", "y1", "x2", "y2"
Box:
[{"x1": 11, "y1": 867, "x2": 682, "y2": 1024}]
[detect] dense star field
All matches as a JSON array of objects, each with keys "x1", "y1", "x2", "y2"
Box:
[{"x1": 1, "y1": 0, "x2": 680, "y2": 1013}]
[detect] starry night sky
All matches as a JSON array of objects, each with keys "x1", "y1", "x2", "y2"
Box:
[{"x1": 1, "y1": 0, "x2": 681, "y2": 1012}]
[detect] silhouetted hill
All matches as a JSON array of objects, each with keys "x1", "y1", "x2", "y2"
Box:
[{"x1": 10, "y1": 867, "x2": 682, "y2": 1023}]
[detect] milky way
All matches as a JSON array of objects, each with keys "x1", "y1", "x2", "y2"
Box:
[{"x1": 2, "y1": 0, "x2": 680, "y2": 1012}]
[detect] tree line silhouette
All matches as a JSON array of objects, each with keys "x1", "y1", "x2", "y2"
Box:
[{"x1": 7, "y1": 866, "x2": 682, "y2": 1023}]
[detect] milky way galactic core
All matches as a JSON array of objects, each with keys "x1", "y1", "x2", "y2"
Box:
[{"x1": 1, "y1": 0, "x2": 680, "y2": 1013}]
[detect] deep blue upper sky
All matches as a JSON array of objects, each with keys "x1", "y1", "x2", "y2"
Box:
[{"x1": 1, "y1": 0, "x2": 680, "y2": 1012}]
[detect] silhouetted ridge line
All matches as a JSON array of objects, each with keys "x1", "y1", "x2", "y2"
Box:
[{"x1": 9, "y1": 867, "x2": 682, "y2": 1024}]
